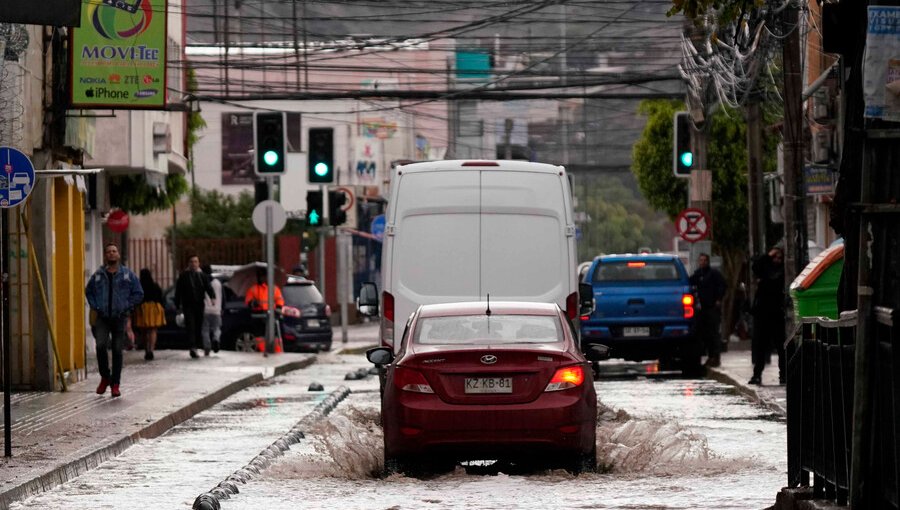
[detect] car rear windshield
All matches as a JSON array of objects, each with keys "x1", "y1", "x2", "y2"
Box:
[
  {"x1": 414, "y1": 314, "x2": 562, "y2": 345},
  {"x1": 282, "y1": 284, "x2": 323, "y2": 305},
  {"x1": 593, "y1": 261, "x2": 681, "y2": 282}
]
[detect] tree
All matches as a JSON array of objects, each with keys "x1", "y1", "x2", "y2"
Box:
[
  {"x1": 109, "y1": 173, "x2": 189, "y2": 215},
  {"x1": 632, "y1": 99, "x2": 777, "y2": 335}
]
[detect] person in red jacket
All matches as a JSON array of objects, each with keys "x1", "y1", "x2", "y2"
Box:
[{"x1": 245, "y1": 268, "x2": 285, "y2": 353}]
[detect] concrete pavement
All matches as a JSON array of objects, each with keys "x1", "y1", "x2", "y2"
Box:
[{"x1": 707, "y1": 338, "x2": 787, "y2": 416}]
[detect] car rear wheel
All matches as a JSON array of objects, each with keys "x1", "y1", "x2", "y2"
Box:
[
  {"x1": 569, "y1": 447, "x2": 597, "y2": 475},
  {"x1": 234, "y1": 332, "x2": 256, "y2": 352}
]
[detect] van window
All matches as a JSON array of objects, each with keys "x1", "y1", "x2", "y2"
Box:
[{"x1": 593, "y1": 261, "x2": 680, "y2": 282}]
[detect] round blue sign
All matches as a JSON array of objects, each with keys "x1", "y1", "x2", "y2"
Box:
[
  {"x1": 0, "y1": 147, "x2": 35, "y2": 209},
  {"x1": 370, "y1": 214, "x2": 386, "y2": 241}
]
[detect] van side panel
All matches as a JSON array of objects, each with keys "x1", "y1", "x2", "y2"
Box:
[
  {"x1": 390, "y1": 171, "x2": 480, "y2": 336},
  {"x1": 479, "y1": 172, "x2": 570, "y2": 305}
]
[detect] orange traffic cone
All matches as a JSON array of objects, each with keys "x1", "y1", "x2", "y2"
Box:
[
  {"x1": 255, "y1": 336, "x2": 265, "y2": 352},
  {"x1": 274, "y1": 336, "x2": 283, "y2": 354}
]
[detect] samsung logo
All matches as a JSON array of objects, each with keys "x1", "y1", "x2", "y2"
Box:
[{"x1": 134, "y1": 89, "x2": 158, "y2": 98}]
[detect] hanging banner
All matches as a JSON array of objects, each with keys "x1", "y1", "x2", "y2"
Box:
[
  {"x1": 70, "y1": 0, "x2": 168, "y2": 109},
  {"x1": 864, "y1": 6, "x2": 900, "y2": 121}
]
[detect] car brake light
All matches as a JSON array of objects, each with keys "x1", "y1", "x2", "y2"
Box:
[
  {"x1": 383, "y1": 291, "x2": 394, "y2": 322},
  {"x1": 627, "y1": 261, "x2": 646, "y2": 268},
  {"x1": 566, "y1": 292, "x2": 577, "y2": 320},
  {"x1": 281, "y1": 306, "x2": 301, "y2": 318},
  {"x1": 461, "y1": 161, "x2": 500, "y2": 167},
  {"x1": 682, "y1": 293, "x2": 695, "y2": 319},
  {"x1": 324, "y1": 304, "x2": 332, "y2": 317},
  {"x1": 545, "y1": 365, "x2": 585, "y2": 391},
  {"x1": 580, "y1": 315, "x2": 590, "y2": 321},
  {"x1": 393, "y1": 366, "x2": 434, "y2": 393}
]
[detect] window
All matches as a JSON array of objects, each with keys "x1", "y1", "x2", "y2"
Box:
[
  {"x1": 414, "y1": 314, "x2": 562, "y2": 345},
  {"x1": 593, "y1": 261, "x2": 680, "y2": 282}
]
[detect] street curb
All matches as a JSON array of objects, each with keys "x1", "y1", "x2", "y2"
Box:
[
  {"x1": 192, "y1": 385, "x2": 352, "y2": 510},
  {"x1": 706, "y1": 367, "x2": 787, "y2": 417},
  {"x1": 0, "y1": 356, "x2": 317, "y2": 510}
]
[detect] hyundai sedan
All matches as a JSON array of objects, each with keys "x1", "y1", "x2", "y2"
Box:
[{"x1": 367, "y1": 301, "x2": 607, "y2": 476}]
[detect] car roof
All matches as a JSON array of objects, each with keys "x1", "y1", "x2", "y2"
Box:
[
  {"x1": 416, "y1": 301, "x2": 561, "y2": 318},
  {"x1": 285, "y1": 275, "x2": 314, "y2": 286},
  {"x1": 396, "y1": 160, "x2": 564, "y2": 174},
  {"x1": 598, "y1": 253, "x2": 680, "y2": 262}
]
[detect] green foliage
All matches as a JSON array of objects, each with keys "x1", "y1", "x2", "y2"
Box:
[
  {"x1": 574, "y1": 174, "x2": 671, "y2": 260},
  {"x1": 632, "y1": 100, "x2": 689, "y2": 219},
  {"x1": 109, "y1": 173, "x2": 189, "y2": 215},
  {"x1": 186, "y1": 66, "x2": 206, "y2": 153}
]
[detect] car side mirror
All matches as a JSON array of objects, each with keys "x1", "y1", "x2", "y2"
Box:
[
  {"x1": 578, "y1": 282, "x2": 594, "y2": 317},
  {"x1": 366, "y1": 346, "x2": 393, "y2": 365},
  {"x1": 357, "y1": 282, "x2": 379, "y2": 317},
  {"x1": 585, "y1": 344, "x2": 610, "y2": 361}
]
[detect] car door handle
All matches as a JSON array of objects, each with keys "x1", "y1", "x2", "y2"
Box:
[{"x1": 627, "y1": 298, "x2": 645, "y2": 305}]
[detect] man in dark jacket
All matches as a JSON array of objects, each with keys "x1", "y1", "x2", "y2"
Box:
[
  {"x1": 85, "y1": 242, "x2": 144, "y2": 397},
  {"x1": 689, "y1": 253, "x2": 727, "y2": 368},
  {"x1": 750, "y1": 247, "x2": 786, "y2": 385},
  {"x1": 174, "y1": 255, "x2": 215, "y2": 358}
]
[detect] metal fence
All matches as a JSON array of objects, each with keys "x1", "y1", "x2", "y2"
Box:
[
  {"x1": 787, "y1": 307, "x2": 898, "y2": 508},
  {"x1": 126, "y1": 237, "x2": 262, "y2": 288}
]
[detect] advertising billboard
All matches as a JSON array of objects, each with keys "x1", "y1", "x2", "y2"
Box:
[{"x1": 70, "y1": 0, "x2": 168, "y2": 109}]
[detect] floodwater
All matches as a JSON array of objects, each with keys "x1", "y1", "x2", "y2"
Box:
[{"x1": 11, "y1": 357, "x2": 785, "y2": 510}]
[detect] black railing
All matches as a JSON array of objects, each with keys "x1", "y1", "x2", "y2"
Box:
[{"x1": 787, "y1": 307, "x2": 899, "y2": 508}]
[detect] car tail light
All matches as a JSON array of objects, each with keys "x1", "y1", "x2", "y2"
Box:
[
  {"x1": 281, "y1": 306, "x2": 301, "y2": 318},
  {"x1": 393, "y1": 366, "x2": 434, "y2": 393},
  {"x1": 580, "y1": 315, "x2": 590, "y2": 321},
  {"x1": 682, "y1": 294, "x2": 695, "y2": 319},
  {"x1": 566, "y1": 292, "x2": 578, "y2": 320},
  {"x1": 383, "y1": 291, "x2": 394, "y2": 322},
  {"x1": 545, "y1": 365, "x2": 585, "y2": 392},
  {"x1": 324, "y1": 304, "x2": 332, "y2": 317}
]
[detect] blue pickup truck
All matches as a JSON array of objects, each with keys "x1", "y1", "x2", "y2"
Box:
[{"x1": 580, "y1": 253, "x2": 700, "y2": 374}]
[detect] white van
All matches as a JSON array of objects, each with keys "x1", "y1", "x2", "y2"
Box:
[{"x1": 358, "y1": 160, "x2": 583, "y2": 351}]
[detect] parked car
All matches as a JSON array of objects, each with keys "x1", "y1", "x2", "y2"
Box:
[
  {"x1": 366, "y1": 301, "x2": 608, "y2": 476},
  {"x1": 156, "y1": 272, "x2": 253, "y2": 351},
  {"x1": 579, "y1": 253, "x2": 700, "y2": 375},
  {"x1": 279, "y1": 275, "x2": 333, "y2": 352}
]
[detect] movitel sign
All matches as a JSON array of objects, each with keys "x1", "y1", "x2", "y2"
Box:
[{"x1": 70, "y1": 0, "x2": 167, "y2": 109}]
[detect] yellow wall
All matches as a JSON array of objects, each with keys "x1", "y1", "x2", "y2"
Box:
[{"x1": 52, "y1": 178, "x2": 86, "y2": 377}]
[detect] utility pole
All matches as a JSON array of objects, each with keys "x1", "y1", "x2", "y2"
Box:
[
  {"x1": 503, "y1": 118, "x2": 513, "y2": 159},
  {"x1": 746, "y1": 101, "x2": 766, "y2": 261},
  {"x1": 781, "y1": 3, "x2": 807, "y2": 290}
]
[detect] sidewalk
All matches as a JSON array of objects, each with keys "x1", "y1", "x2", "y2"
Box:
[
  {"x1": 706, "y1": 339, "x2": 787, "y2": 416},
  {"x1": 0, "y1": 322, "x2": 380, "y2": 509}
]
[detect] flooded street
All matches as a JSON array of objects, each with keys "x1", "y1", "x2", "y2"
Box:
[{"x1": 11, "y1": 356, "x2": 784, "y2": 510}]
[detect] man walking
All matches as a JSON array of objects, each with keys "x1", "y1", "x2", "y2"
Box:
[
  {"x1": 201, "y1": 264, "x2": 223, "y2": 354},
  {"x1": 85, "y1": 243, "x2": 144, "y2": 397},
  {"x1": 689, "y1": 253, "x2": 727, "y2": 368},
  {"x1": 750, "y1": 247, "x2": 786, "y2": 385},
  {"x1": 175, "y1": 255, "x2": 215, "y2": 358}
]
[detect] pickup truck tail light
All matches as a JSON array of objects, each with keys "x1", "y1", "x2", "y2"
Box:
[{"x1": 682, "y1": 294, "x2": 695, "y2": 319}]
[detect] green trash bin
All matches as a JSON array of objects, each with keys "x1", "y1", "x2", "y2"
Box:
[{"x1": 789, "y1": 242, "x2": 844, "y2": 320}]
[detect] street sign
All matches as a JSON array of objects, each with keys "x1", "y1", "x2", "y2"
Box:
[
  {"x1": 252, "y1": 200, "x2": 287, "y2": 234},
  {"x1": 675, "y1": 207, "x2": 711, "y2": 243},
  {"x1": 0, "y1": 147, "x2": 35, "y2": 209},
  {"x1": 334, "y1": 186, "x2": 355, "y2": 211},
  {"x1": 106, "y1": 209, "x2": 129, "y2": 233},
  {"x1": 370, "y1": 214, "x2": 386, "y2": 241}
]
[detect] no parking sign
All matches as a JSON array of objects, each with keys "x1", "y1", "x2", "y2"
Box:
[{"x1": 675, "y1": 208, "x2": 711, "y2": 243}]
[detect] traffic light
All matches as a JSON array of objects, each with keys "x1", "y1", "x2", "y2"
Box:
[
  {"x1": 308, "y1": 127, "x2": 334, "y2": 183},
  {"x1": 254, "y1": 111, "x2": 286, "y2": 176},
  {"x1": 328, "y1": 190, "x2": 347, "y2": 226},
  {"x1": 673, "y1": 111, "x2": 693, "y2": 178},
  {"x1": 305, "y1": 190, "x2": 323, "y2": 226}
]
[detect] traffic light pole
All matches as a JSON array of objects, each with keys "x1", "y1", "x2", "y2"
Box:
[
  {"x1": 318, "y1": 184, "x2": 327, "y2": 299},
  {"x1": 265, "y1": 176, "x2": 276, "y2": 354}
]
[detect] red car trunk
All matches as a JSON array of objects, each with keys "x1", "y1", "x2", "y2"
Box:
[{"x1": 404, "y1": 347, "x2": 575, "y2": 405}]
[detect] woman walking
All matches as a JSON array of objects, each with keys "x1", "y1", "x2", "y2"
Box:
[{"x1": 134, "y1": 268, "x2": 166, "y2": 360}]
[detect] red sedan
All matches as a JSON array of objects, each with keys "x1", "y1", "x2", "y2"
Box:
[{"x1": 366, "y1": 301, "x2": 608, "y2": 475}]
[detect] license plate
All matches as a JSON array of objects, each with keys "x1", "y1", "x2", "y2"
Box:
[
  {"x1": 623, "y1": 327, "x2": 650, "y2": 337},
  {"x1": 306, "y1": 319, "x2": 319, "y2": 328},
  {"x1": 464, "y1": 377, "x2": 513, "y2": 394}
]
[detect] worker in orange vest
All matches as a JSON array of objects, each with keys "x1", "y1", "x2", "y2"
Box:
[{"x1": 245, "y1": 268, "x2": 285, "y2": 353}]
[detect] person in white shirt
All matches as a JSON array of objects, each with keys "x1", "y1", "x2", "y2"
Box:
[{"x1": 201, "y1": 264, "x2": 223, "y2": 354}]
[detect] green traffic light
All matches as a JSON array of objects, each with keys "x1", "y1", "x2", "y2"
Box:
[
  {"x1": 680, "y1": 151, "x2": 693, "y2": 168},
  {"x1": 263, "y1": 150, "x2": 279, "y2": 166},
  {"x1": 308, "y1": 209, "x2": 320, "y2": 225},
  {"x1": 314, "y1": 162, "x2": 330, "y2": 177}
]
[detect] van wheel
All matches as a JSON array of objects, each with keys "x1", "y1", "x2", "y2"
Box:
[{"x1": 235, "y1": 332, "x2": 256, "y2": 352}]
